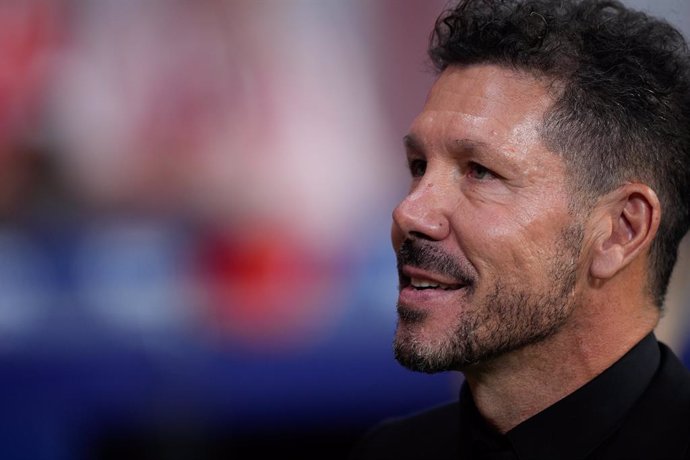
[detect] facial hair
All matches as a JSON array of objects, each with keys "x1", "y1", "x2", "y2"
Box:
[{"x1": 393, "y1": 225, "x2": 582, "y2": 373}]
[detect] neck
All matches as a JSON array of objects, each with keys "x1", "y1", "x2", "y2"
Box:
[{"x1": 463, "y1": 300, "x2": 659, "y2": 434}]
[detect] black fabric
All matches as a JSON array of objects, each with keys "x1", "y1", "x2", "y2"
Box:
[{"x1": 349, "y1": 334, "x2": 690, "y2": 460}]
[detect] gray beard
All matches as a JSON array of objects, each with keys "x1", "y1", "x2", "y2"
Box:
[{"x1": 393, "y1": 225, "x2": 581, "y2": 373}]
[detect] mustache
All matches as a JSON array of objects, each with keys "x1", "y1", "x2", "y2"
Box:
[{"x1": 396, "y1": 239, "x2": 475, "y2": 286}]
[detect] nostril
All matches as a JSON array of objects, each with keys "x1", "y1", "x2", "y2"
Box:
[{"x1": 410, "y1": 230, "x2": 436, "y2": 241}]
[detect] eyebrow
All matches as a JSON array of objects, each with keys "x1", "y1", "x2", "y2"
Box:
[
  {"x1": 402, "y1": 134, "x2": 424, "y2": 153},
  {"x1": 403, "y1": 134, "x2": 495, "y2": 156},
  {"x1": 454, "y1": 138, "x2": 494, "y2": 154}
]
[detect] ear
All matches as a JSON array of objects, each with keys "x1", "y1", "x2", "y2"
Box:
[{"x1": 589, "y1": 183, "x2": 661, "y2": 280}]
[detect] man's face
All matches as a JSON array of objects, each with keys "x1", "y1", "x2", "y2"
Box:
[{"x1": 392, "y1": 64, "x2": 583, "y2": 372}]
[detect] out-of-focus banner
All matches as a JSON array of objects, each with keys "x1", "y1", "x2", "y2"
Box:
[
  {"x1": 0, "y1": 1, "x2": 455, "y2": 459},
  {"x1": 0, "y1": 1, "x2": 686, "y2": 459}
]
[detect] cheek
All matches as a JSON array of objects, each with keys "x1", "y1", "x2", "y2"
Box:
[{"x1": 453, "y1": 205, "x2": 570, "y2": 273}]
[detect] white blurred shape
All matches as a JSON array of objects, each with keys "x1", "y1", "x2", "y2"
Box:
[
  {"x1": 50, "y1": 1, "x2": 400, "y2": 249},
  {"x1": 74, "y1": 221, "x2": 196, "y2": 338},
  {"x1": 0, "y1": 230, "x2": 50, "y2": 336}
]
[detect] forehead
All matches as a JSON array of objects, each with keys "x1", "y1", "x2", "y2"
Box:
[{"x1": 410, "y1": 64, "x2": 554, "y2": 150}]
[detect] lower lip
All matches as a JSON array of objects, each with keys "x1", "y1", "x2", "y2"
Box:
[{"x1": 398, "y1": 285, "x2": 468, "y2": 306}]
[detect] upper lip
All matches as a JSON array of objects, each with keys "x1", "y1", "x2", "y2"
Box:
[{"x1": 400, "y1": 265, "x2": 466, "y2": 289}]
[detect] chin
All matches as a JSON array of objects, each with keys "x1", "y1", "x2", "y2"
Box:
[{"x1": 393, "y1": 320, "x2": 465, "y2": 373}]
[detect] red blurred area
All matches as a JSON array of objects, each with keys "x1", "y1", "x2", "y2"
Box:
[
  {"x1": 0, "y1": 1, "x2": 63, "y2": 142},
  {"x1": 196, "y1": 224, "x2": 343, "y2": 350}
]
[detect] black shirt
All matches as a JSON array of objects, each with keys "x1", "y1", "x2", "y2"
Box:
[
  {"x1": 350, "y1": 334, "x2": 690, "y2": 460},
  {"x1": 460, "y1": 333, "x2": 659, "y2": 459}
]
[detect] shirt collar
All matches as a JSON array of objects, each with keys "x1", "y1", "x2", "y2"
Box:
[{"x1": 459, "y1": 333, "x2": 660, "y2": 460}]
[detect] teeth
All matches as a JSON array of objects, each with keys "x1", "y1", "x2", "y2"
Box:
[
  {"x1": 410, "y1": 277, "x2": 455, "y2": 290},
  {"x1": 411, "y1": 278, "x2": 439, "y2": 288}
]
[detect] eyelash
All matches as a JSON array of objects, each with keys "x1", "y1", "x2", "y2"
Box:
[
  {"x1": 407, "y1": 159, "x2": 497, "y2": 181},
  {"x1": 408, "y1": 159, "x2": 427, "y2": 178},
  {"x1": 468, "y1": 162, "x2": 496, "y2": 180}
]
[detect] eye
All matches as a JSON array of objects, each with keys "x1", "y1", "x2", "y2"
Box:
[
  {"x1": 408, "y1": 159, "x2": 427, "y2": 178},
  {"x1": 468, "y1": 162, "x2": 496, "y2": 180}
]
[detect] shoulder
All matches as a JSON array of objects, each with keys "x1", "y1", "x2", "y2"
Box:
[
  {"x1": 657, "y1": 342, "x2": 690, "y2": 386},
  {"x1": 348, "y1": 401, "x2": 460, "y2": 460},
  {"x1": 606, "y1": 341, "x2": 690, "y2": 459},
  {"x1": 649, "y1": 343, "x2": 690, "y2": 458},
  {"x1": 643, "y1": 341, "x2": 690, "y2": 413}
]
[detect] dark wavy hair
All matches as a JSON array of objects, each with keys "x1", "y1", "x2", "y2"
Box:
[{"x1": 429, "y1": 0, "x2": 690, "y2": 308}]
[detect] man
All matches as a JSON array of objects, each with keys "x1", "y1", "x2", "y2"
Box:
[{"x1": 350, "y1": 0, "x2": 690, "y2": 459}]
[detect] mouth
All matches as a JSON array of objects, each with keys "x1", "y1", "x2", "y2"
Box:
[
  {"x1": 407, "y1": 277, "x2": 464, "y2": 291},
  {"x1": 399, "y1": 266, "x2": 469, "y2": 292}
]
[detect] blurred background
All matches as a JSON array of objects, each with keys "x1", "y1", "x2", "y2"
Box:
[{"x1": 0, "y1": 0, "x2": 686, "y2": 459}]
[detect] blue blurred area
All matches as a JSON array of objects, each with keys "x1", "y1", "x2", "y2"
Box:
[{"x1": 0, "y1": 217, "x2": 460, "y2": 459}]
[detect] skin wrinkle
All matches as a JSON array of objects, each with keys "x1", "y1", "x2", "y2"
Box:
[{"x1": 409, "y1": 120, "x2": 561, "y2": 201}]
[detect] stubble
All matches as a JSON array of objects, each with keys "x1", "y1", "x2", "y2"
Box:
[{"x1": 393, "y1": 224, "x2": 582, "y2": 373}]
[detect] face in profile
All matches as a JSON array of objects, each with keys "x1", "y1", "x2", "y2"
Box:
[{"x1": 391, "y1": 64, "x2": 584, "y2": 372}]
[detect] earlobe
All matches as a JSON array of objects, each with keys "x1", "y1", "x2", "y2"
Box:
[{"x1": 589, "y1": 184, "x2": 660, "y2": 280}]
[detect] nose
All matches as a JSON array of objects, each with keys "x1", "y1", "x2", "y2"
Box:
[{"x1": 392, "y1": 181, "x2": 451, "y2": 243}]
